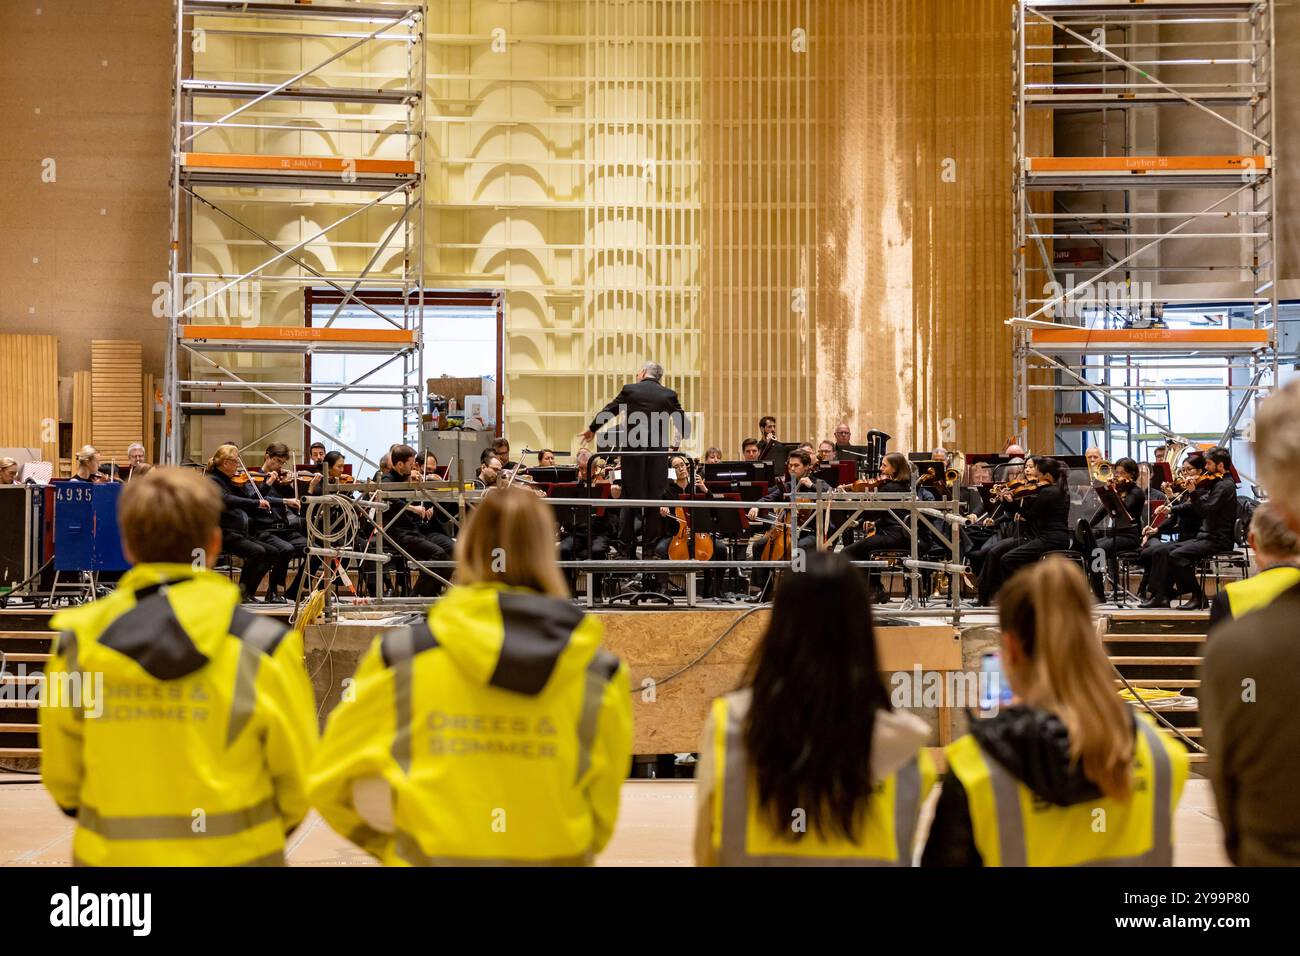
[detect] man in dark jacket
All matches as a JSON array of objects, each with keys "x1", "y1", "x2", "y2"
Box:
[
  {"x1": 579, "y1": 361, "x2": 688, "y2": 560},
  {"x1": 1202, "y1": 379, "x2": 1300, "y2": 865}
]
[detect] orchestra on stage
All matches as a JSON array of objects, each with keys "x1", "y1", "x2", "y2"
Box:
[{"x1": 0, "y1": 363, "x2": 1247, "y2": 610}]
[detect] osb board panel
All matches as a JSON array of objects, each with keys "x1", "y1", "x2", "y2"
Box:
[
  {"x1": 0, "y1": 333, "x2": 58, "y2": 462},
  {"x1": 91, "y1": 340, "x2": 142, "y2": 462}
]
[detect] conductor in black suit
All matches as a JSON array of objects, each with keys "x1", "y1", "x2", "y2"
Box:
[{"x1": 579, "y1": 361, "x2": 688, "y2": 559}]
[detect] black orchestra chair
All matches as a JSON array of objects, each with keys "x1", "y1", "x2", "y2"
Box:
[
  {"x1": 1039, "y1": 549, "x2": 1087, "y2": 572},
  {"x1": 870, "y1": 549, "x2": 911, "y2": 601}
]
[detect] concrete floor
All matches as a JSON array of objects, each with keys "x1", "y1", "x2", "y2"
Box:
[{"x1": 0, "y1": 773, "x2": 1230, "y2": 867}]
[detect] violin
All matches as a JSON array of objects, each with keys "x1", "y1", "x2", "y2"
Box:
[
  {"x1": 838, "y1": 476, "x2": 887, "y2": 493},
  {"x1": 231, "y1": 470, "x2": 266, "y2": 486},
  {"x1": 666, "y1": 507, "x2": 715, "y2": 561}
]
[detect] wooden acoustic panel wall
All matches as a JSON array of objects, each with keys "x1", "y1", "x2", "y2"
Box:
[
  {"x1": 91, "y1": 340, "x2": 143, "y2": 462},
  {"x1": 71, "y1": 370, "x2": 93, "y2": 456},
  {"x1": 700, "y1": 0, "x2": 817, "y2": 452},
  {"x1": 0, "y1": 333, "x2": 59, "y2": 462},
  {"x1": 702, "y1": 0, "x2": 1027, "y2": 456}
]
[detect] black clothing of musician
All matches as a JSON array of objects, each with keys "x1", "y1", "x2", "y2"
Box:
[
  {"x1": 843, "y1": 478, "x2": 912, "y2": 603},
  {"x1": 207, "y1": 467, "x2": 283, "y2": 601},
  {"x1": 977, "y1": 458, "x2": 1072, "y2": 606},
  {"x1": 1079, "y1": 474, "x2": 1146, "y2": 601},
  {"x1": 584, "y1": 366, "x2": 688, "y2": 558},
  {"x1": 381, "y1": 467, "x2": 454, "y2": 597},
  {"x1": 1143, "y1": 468, "x2": 1237, "y2": 606}
]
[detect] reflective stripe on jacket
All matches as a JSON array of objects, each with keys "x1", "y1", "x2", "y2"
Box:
[
  {"x1": 308, "y1": 582, "x2": 633, "y2": 866},
  {"x1": 709, "y1": 695, "x2": 935, "y2": 865},
  {"x1": 40, "y1": 563, "x2": 318, "y2": 867},
  {"x1": 944, "y1": 715, "x2": 1187, "y2": 866}
]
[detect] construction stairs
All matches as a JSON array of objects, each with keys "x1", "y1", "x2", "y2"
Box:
[
  {"x1": 1103, "y1": 611, "x2": 1209, "y2": 768},
  {"x1": 0, "y1": 610, "x2": 49, "y2": 772}
]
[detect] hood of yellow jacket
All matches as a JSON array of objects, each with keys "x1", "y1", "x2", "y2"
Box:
[
  {"x1": 50, "y1": 564, "x2": 245, "y2": 680},
  {"x1": 426, "y1": 583, "x2": 602, "y2": 697}
]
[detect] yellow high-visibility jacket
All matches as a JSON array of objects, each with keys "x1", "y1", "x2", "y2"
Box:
[
  {"x1": 40, "y1": 563, "x2": 318, "y2": 867},
  {"x1": 944, "y1": 713, "x2": 1188, "y2": 866},
  {"x1": 697, "y1": 691, "x2": 935, "y2": 865},
  {"x1": 309, "y1": 582, "x2": 633, "y2": 865}
]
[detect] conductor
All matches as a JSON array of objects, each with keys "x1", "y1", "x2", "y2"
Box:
[{"x1": 579, "y1": 360, "x2": 688, "y2": 560}]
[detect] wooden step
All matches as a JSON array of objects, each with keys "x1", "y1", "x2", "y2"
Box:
[
  {"x1": 0, "y1": 631, "x2": 55, "y2": 640},
  {"x1": 0, "y1": 699, "x2": 41, "y2": 709},
  {"x1": 0, "y1": 747, "x2": 40, "y2": 758},
  {"x1": 1107, "y1": 656, "x2": 1203, "y2": 666},
  {"x1": 1115, "y1": 679, "x2": 1200, "y2": 688},
  {"x1": 1188, "y1": 753, "x2": 1208, "y2": 765},
  {"x1": 0, "y1": 721, "x2": 38, "y2": 732},
  {"x1": 1103, "y1": 633, "x2": 1206, "y2": 643},
  {"x1": 2, "y1": 653, "x2": 50, "y2": 664}
]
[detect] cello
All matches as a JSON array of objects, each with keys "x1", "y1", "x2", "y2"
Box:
[{"x1": 666, "y1": 506, "x2": 715, "y2": 561}]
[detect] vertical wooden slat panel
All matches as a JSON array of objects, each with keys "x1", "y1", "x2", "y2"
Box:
[
  {"x1": 91, "y1": 340, "x2": 144, "y2": 463},
  {"x1": 0, "y1": 333, "x2": 59, "y2": 463},
  {"x1": 72, "y1": 371, "x2": 94, "y2": 457}
]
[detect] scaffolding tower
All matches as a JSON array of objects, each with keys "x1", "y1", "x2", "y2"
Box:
[
  {"x1": 1011, "y1": 0, "x2": 1279, "y2": 461},
  {"x1": 164, "y1": 0, "x2": 426, "y2": 467}
]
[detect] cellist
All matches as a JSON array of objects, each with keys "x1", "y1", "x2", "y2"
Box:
[
  {"x1": 746, "y1": 449, "x2": 828, "y2": 593},
  {"x1": 654, "y1": 455, "x2": 729, "y2": 598}
]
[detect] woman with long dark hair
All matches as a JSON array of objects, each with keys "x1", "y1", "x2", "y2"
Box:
[
  {"x1": 976, "y1": 455, "x2": 1072, "y2": 605},
  {"x1": 694, "y1": 551, "x2": 933, "y2": 865},
  {"x1": 842, "y1": 451, "x2": 913, "y2": 603}
]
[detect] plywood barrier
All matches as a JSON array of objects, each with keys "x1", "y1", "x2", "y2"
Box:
[
  {"x1": 303, "y1": 610, "x2": 963, "y2": 753},
  {"x1": 91, "y1": 340, "x2": 143, "y2": 463},
  {"x1": 0, "y1": 333, "x2": 59, "y2": 463}
]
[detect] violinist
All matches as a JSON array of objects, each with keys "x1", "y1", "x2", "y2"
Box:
[
  {"x1": 654, "y1": 455, "x2": 728, "y2": 597},
  {"x1": 0, "y1": 457, "x2": 18, "y2": 485},
  {"x1": 976, "y1": 455, "x2": 1071, "y2": 606},
  {"x1": 309, "y1": 442, "x2": 327, "y2": 465},
  {"x1": 70, "y1": 446, "x2": 106, "y2": 483},
  {"x1": 206, "y1": 443, "x2": 280, "y2": 602},
  {"x1": 816, "y1": 440, "x2": 836, "y2": 465},
  {"x1": 741, "y1": 438, "x2": 760, "y2": 462},
  {"x1": 251, "y1": 441, "x2": 309, "y2": 602},
  {"x1": 1140, "y1": 447, "x2": 1238, "y2": 610},
  {"x1": 842, "y1": 452, "x2": 912, "y2": 604},
  {"x1": 537, "y1": 448, "x2": 557, "y2": 468},
  {"x1": 704, "y1": 447, "x2": 724, "y2": 465},
  {"x1": 558, "y1": 449, "x2": 615, "y2": 592},
  {"x1": 1080, "y1": 457, "x2": 1145, "y2": 601},
  {"x1": 382, "y1": 444, "x2": 452, "y2": 597}
]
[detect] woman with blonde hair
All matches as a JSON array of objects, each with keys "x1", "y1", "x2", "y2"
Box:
[
  {"x1": 310, "y1": 487, "x2": 634, "y2": 865},
  {"x1": 205, "y1": 442, "x2": 279, "y2": 602},
  {"x1": 70, "y1": 445, "x2": 103, "y2": 483},
  {"x1": 923, "y1": 558, "x2": 1188, "y2": 866}
]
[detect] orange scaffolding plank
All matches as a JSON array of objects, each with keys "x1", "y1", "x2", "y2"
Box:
[
  {"x1": 1026, "y1": 155, "x2": 1270, "y2": 173},
  {"x1": 180, "y1": 153, "x2": 417, "y2": 175},
  {"x1": 180, "y1": 325, "x2": 415, "y2": 345},
  {"x1": 1031, "y1": 328, "x2": 1270, "y2": 351}
]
